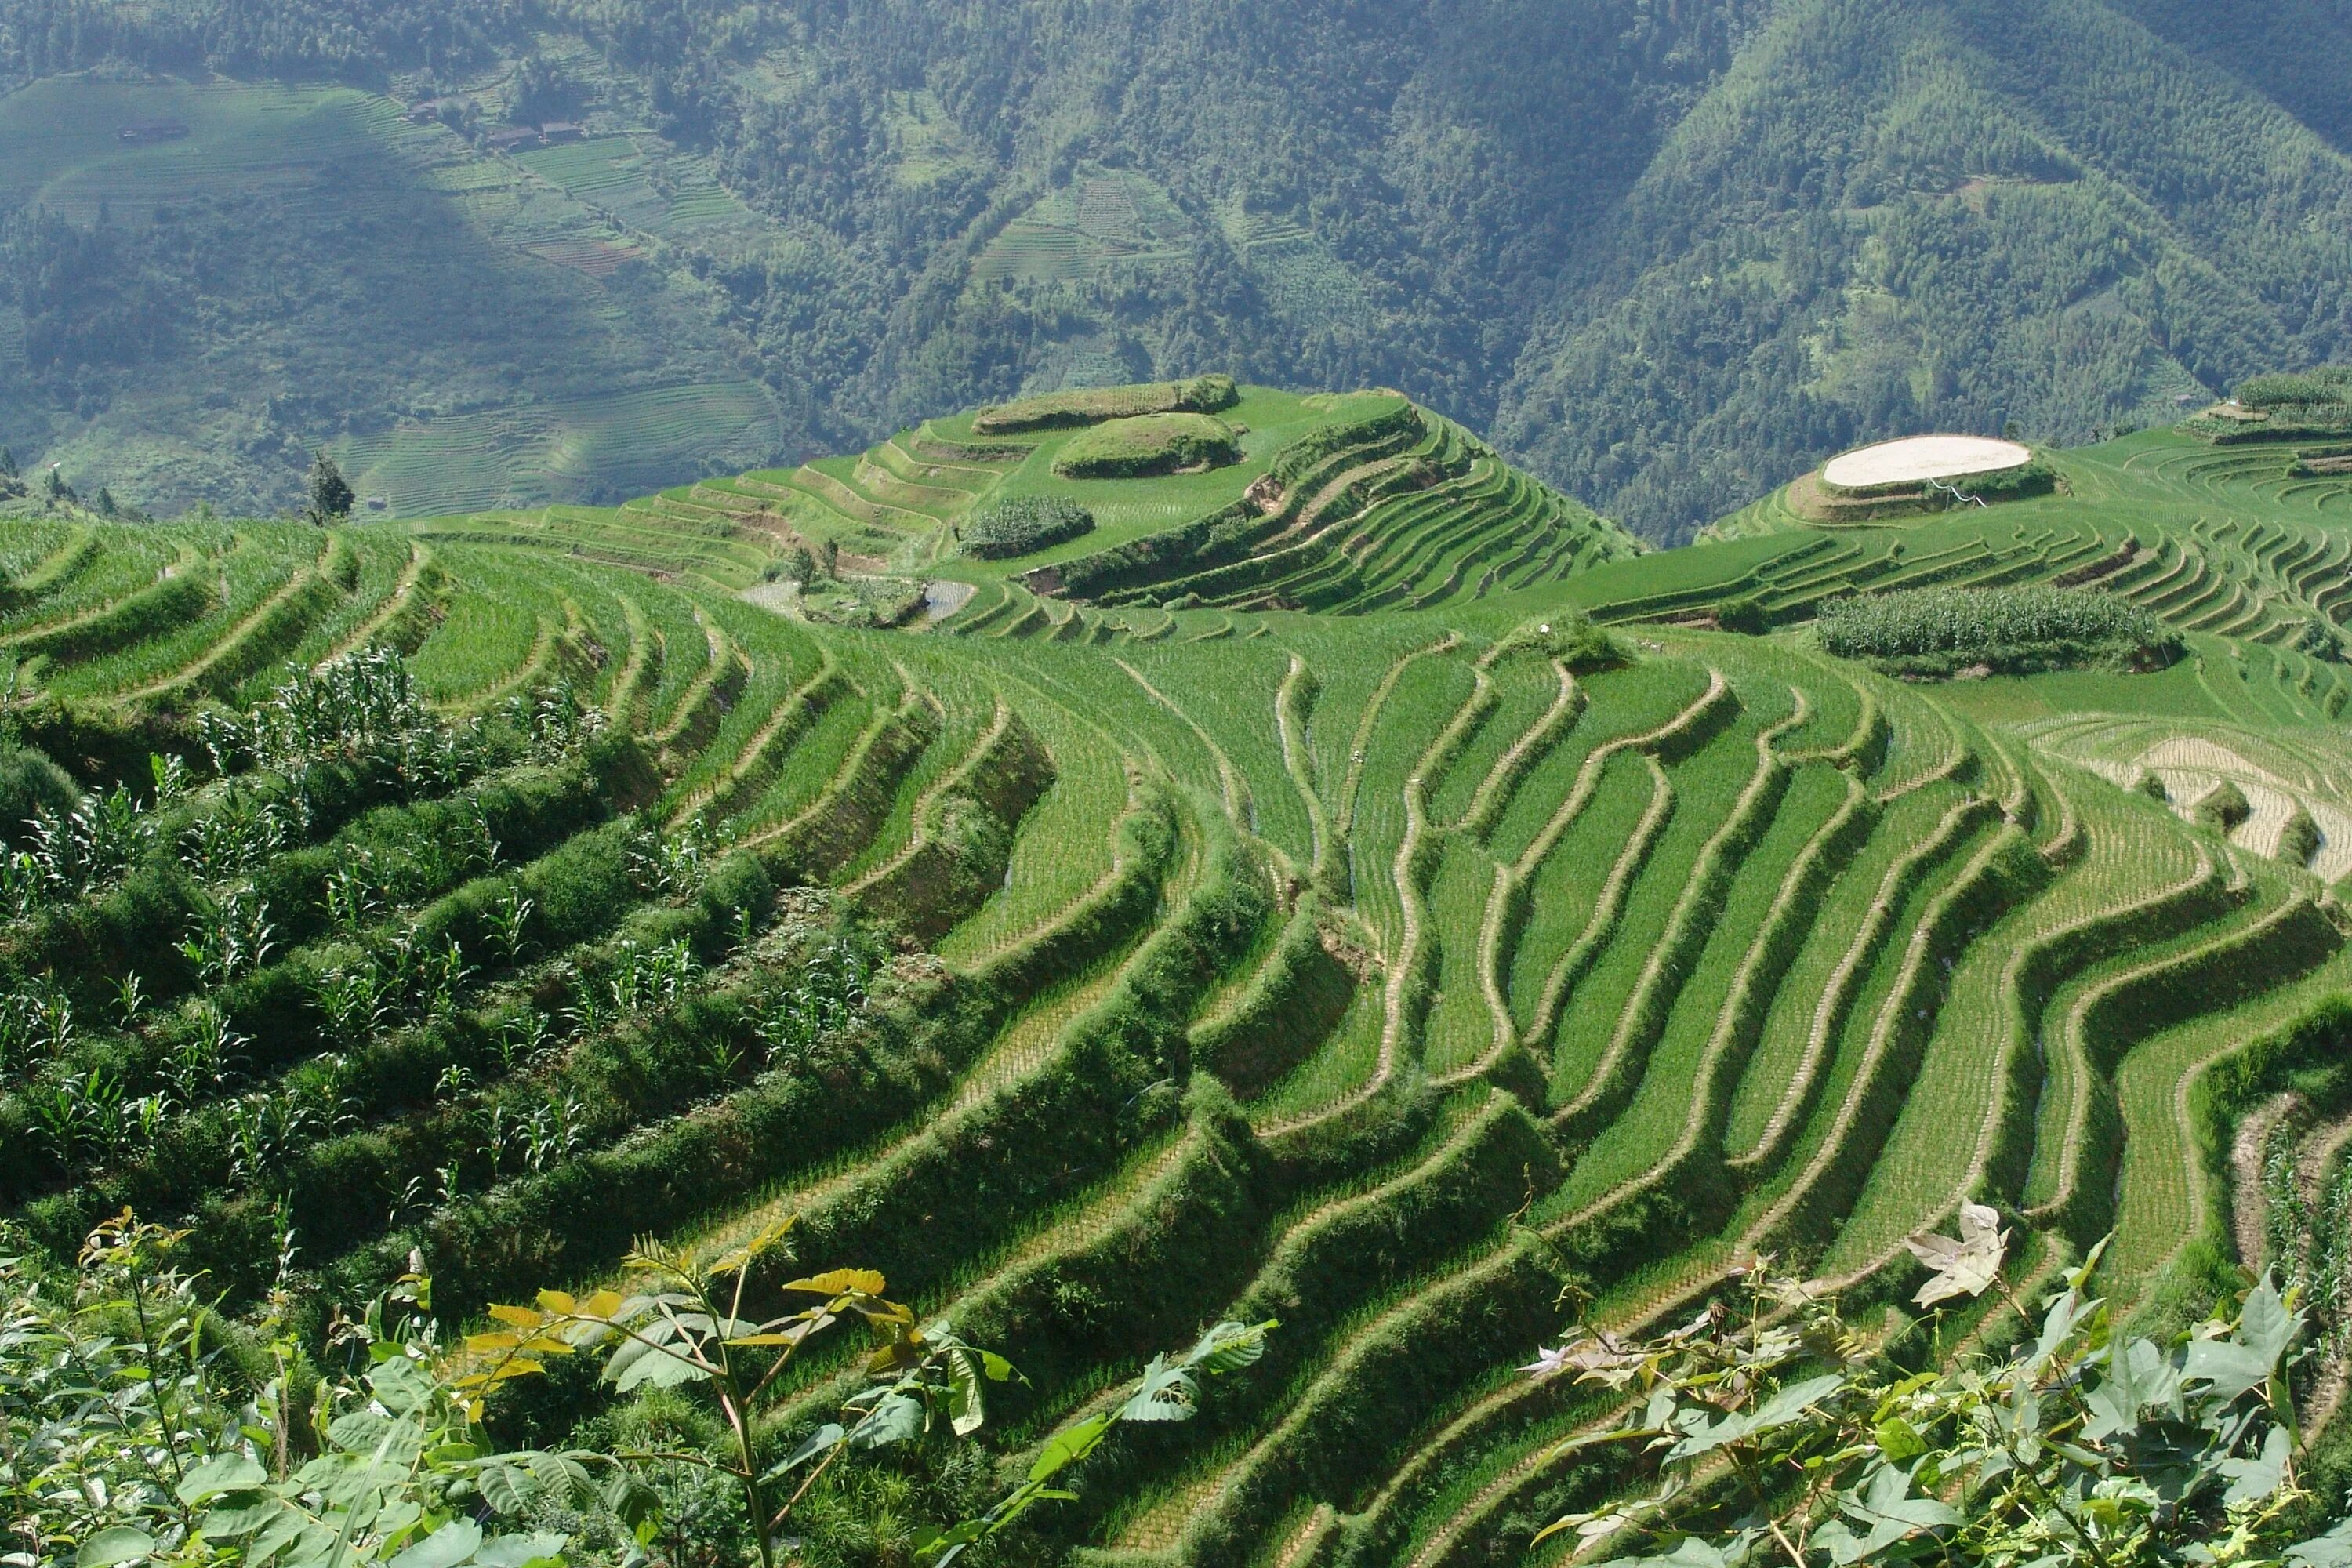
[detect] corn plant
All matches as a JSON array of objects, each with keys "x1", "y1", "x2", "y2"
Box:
[
  {"x1": 327, "y1": 851, "x2": 390, "y2": 940},
  {"x1": 312, "y1": 953, "x2": 395, "y2": 1039},
  {"x1": 630, "y1": 818, "x2": 713, "y2": 899},
  {"x1": 163, "y1": 1002, "x2": 245, "y2": 1103},
  {"x1": 223, "y1": 1072, "x2": 355, "y2": 1188},
  {"x1": 0, "y1": 985, "x2": 72, "y2": 1076},
  {"x1": 494, "y1": 1010, "x2": 554, "y2": 1073},
  {"x1": 25, "y1": 1066, "x2": 133, "y2": 1163},
  {"x1": 750, "y1": 935, "x2": 875, "y2": 1068},
  {"x1": 606, "y1": 937, "x2": 699, "y2": 1017},
  {"x1": 176, "y1": 887, "x2": 275, "y2": 991},
  {"x1": 0, "y1": 848, "x2": 39, "y2": 920},
  {"x1": 177, "y1": 787, "x2": 289, "y2": 883},
  {"x1": 514, "y1": 681, "x2": 606, "y2": 764},
  {"x1": 25, "y1": 786, "x2": 152, "y2": 898},
  {"x1": 485, "y1": 886, "x2": 535, "y2": 964}
]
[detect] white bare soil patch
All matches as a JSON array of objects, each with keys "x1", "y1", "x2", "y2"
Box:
[
  {"x1": 1822, "y1": 434, "x2": 2033, "y2": 490},
  {"x1": 2134, "y1": 737, "x2": 2352, "y2": 880}
]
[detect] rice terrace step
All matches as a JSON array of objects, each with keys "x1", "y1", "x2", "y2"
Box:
[{"x1": 9, "y1": 372, "x2": 2352, "y2": 1566}]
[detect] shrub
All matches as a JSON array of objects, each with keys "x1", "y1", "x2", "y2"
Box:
[
  {"x1": 2196, "y1": 779, "x2": 2252, "y2": 833},
  {"x1": 971, "y1": 375, "x2": 1238, "y2": 434},
  {"x1": 962, "y1": 495, "x2": 1097, "y2": 560},
  {"x1": 2281, "y1": 807, "x2": 2322, "y2": 867},
  {"x1": 1715, "y1": 594, "x2": 1769, "y2": 634},
  {"x1": 1051, "y1": 414, "x2": 1243, "y2": 479},
  {"x1": 1815, "y1": 585, "x2": 2183, "y2": 677},
  {"x1": 0, "y1": 741, "x2": 80, "y2": 844},
  {"x1": 2238, "y1": 369, "x2": 2352, "y2": 408}
]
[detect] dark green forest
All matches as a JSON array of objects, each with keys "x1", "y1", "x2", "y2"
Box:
[{"x1": 3, "y1": 0, "x2": 2351, "y2": 535}]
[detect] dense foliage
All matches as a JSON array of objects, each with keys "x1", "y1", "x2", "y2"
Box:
[
  {"x1": 5, "y1": 0, "x2": 2350, "y2": 532},
  {"x1": 1816, "y1": 586, "x2": 2183, "y2": 676},
  {"x1": 0, "y1": 1211, "x2": 1271, "y2": 1568},
  {"x1": 960, "y1": 495, "x2": 1095, "y2": 560},
  {"x1": 1534, "y1": 1222, "x2": 2352, "y2": 1568},
  {"x1": 974, "y1": 376, "x2": 1237, "y2": 436}
]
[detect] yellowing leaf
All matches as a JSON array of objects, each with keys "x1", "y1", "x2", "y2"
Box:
[
  {"x1": 536, "y1": 1289, "x2": 579, "y2": 1316},
  {"x1": 487, "y1": 1305, "x2": 543, "y2": 1329},
  {"x1": 465, "y1": 1332, "x2": 524, "y2": 1354},
  {"x1": 581, "y1": 1290, "x2": 626, "y2": 1320},
  {"x1": 782, "y1": 1269, "x2": 887, "y2": 1297}
]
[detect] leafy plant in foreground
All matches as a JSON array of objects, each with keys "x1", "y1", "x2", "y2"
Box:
[
  {"x1": 1531, "y1": 1208, "x2": 2351, "y2": 1568},
  {"x1": 465, "y1": 1218, "x2": 1274, "y2": 1568}
]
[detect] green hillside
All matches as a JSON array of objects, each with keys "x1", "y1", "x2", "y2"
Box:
[
  {"x1": 13, "y1": 390, "x2": 2352, "y2": 1561},
  {"x1": 7, "y1": 0, "x2": 2352, "y2": 537}
]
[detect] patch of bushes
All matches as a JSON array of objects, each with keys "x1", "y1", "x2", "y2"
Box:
[
  {"x1": 972, "y1": 375, "x2": 1238, "y2": 434},
  {"x1": 2236, "y1": 369, "x2": 2352, "y2": 409},
  {"x1": 1815, "y1": 585, "x2": 2183, "y2": 677},
  {"x1": 1051, "y1": 414, "x2": 1243, "y2": 479},
  {"x1": 2281, "y1": 807, "x2": 2322, "y2": 868},
  {"x1": 1715, "y1": 595, "x2": 1769, "y2": 634},
  {"x1": 962, "y1": 495, "x2": 1097, "y2": 560},
  {"x1": 2195, "y1": 779, "x2": 2251, "y2": 833},
  {"x1": 0, "y1": 741, "x2": 80, "y2": 843}
]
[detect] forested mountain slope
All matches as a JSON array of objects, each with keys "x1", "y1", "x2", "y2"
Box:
[{"x1": 3, "y1": 0, "x2": 2350, "y2": 534}]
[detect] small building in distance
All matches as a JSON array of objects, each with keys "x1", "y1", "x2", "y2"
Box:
[
  {"x1": 487, "y1": 125, "x2": 544, "y2": 152},
  {"x1": 118, "y1": 119, "x2": 191, "y2": 145},
  {"x1": 539, "y1": 122, "x2": 587, "y2": 144}
]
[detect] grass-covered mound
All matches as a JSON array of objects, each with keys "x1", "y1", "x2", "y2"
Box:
[
  {"x1": 1050, "y1": 413, "x2": 1242, "y2": 479},
  {"x1": 963, "y1": 495, "x2": 1097, "y2": 559},
  {"x1": 973, "y1": 375, "x2": 1239, "y2": 435},
  {"x1": 2186, "y1": 368, "x2": 2352, "y2": 444},
  {"x1": 1816, "y1": 584, "x2": 2183, "y2": 677}
]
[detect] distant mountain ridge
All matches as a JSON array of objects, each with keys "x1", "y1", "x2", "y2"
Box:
[{"x1": 2, "y1": 0, "x2": 2350, "y2": 537}]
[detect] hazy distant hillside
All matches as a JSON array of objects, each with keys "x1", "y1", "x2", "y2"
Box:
[{"x1": 2, "y1": 0, "x2": 2350, "y2": 534}]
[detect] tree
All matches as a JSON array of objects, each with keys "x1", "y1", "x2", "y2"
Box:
[
  {"x1": 466, "y1": 1216, "x2": 1276, "y2": 1568},
  {"x1": 0, "y1": 446, "x2": 16, "y2": 479},
  {"x1": 1528, "y1": 1210, "x2": 2351, "y2": 1568},
  {"x1": 307, "y1": 448, "x2": 354, "y2": 524},
  {"x1": 5, "y1": 1209, "x2": 1273, "y2": 1568},
  {"x1": 44, "y1": 464, "x2": 66, "y2": 500}
]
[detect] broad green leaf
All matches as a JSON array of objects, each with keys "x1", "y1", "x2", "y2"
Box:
[
  {"x1": 613, "y1": 1348, "x2": 701, "y2": 1392},
  {"x1": 2240, "y1": 1272, "x2": 2299, "y2": 1370},
  {"x1": 177, "y1": 1450, "x2": 267, "y2": 1504},
  {"x1": 764, "y1": 1423, "x2": 845, "y2": 1481},
  {"x1": 2183, "y1": 1338, "x2": 2273, "y2": 1405},
  {"x1": 2288, "y1": 1518, "x2": 2352, "y2": 1568},
  {"x1": 1183, "y1": 1319, "x2": 1275, "y2": 1374},
  {"x1": 76, "y1": 1527, "x2": 156, "y2": 1568},
  {"x1": 1028, "y1": 1414, "x2": 1113, "y2": 1483},
  {"x1": 2222, "y1": 1425, "x2": 2292, "y2": 1505},
  {"x1": 781, "y1": 1268, "x2": 886, "y2": 1297},
  {"x1": 389, "y1": 1520, "x2": 484, "y2": 1568},
  {"x1": 471, "y1": 1533, "x2": 568, "y2": 1568},
  {"x1": 948, "y1": 1348, "x2": 987, "y2": 1437},
  {"x1": 848, "y1": 1391, "x2": 927, "y2": 1450}
]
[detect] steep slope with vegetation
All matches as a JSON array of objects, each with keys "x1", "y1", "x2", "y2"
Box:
[
  {"x1": 5, "y1": 0, "x2": 2352, "y2": 535},
  {"x1": 13, "y1": 390, "x2": 2352, "y2": 1563}
]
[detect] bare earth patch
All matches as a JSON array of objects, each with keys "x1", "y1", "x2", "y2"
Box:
[{"x1": 1823, "y1": 434, "x2": 2034, "y2": 489}]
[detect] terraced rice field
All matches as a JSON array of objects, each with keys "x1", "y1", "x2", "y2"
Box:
[{"x1": 12, "y1": 414, "x2": 2352, "y2": 1564}]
